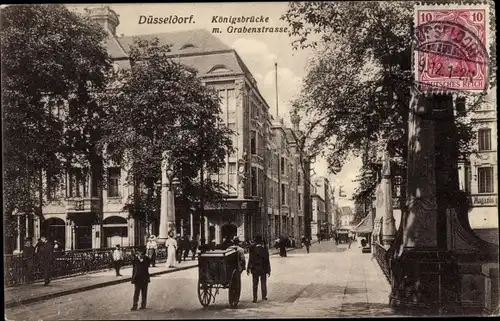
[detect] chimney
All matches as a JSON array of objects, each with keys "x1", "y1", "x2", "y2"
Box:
[{"x1": 85, "y1": 5, "x2": 120, "y2": 37}]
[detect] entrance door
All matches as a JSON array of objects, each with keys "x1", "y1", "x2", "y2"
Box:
[
  {"x1": 41, "y1": 218, "x2": 66, "y2": 249},
  {"x1": 221, "y1": 223, "x2": 237, "y2": 242},
  {"x1": 75, "y1": 226, "x2": 92, "y2": 249}
]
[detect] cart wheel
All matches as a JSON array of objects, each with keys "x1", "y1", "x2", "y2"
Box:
[
  {"x1": 228, "y1": 271, "x2": 241, "y2": 308},
  {"x1": 198, "y1": 281, "x2": 213, "y2": 307}
]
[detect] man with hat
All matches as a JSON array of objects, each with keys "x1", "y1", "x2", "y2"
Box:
[
  {"x1": 146, "y1": 235, "x2": 158, "y2": 267},
  {"x1": 36, "y1": 235, "x2": 54, "y2": 285},
  {"x1": 113, "y1": 244, "x2": 124, "y2": 276},
  {"x1": 131, "y1": 247, "x2": 151, "y2": 311},
  {"x1": 247, "y1": 235, "x2": 271, "y2": 303},
  {"x1": 22, "y1": 237, "x2": 35, "y2": 283}
]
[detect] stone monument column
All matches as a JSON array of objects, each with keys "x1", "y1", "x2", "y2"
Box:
[
  {"x1": 157, "y1": 152, "x2": 176, "y2": 245},
  {"x1": 389, "y1": 93, "x2": 460, "y2": 315},
  {"x1": 381, "y1": 150, "x2": 396, "y2": 248}
]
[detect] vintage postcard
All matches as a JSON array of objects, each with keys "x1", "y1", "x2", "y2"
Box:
[{"x1": 2, "y1": 1, "x2": 498, "y2": 320}]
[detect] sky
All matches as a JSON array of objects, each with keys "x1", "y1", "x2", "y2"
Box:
[{"x1": 66, "y1": 3, "x2": 361, "y2": 207}]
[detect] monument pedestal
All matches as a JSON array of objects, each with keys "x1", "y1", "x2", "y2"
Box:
[{"x1": 390, "y1": 250, "x2": 462, "y2": 315}]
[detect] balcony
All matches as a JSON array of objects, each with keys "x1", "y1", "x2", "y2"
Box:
[{"x1": 66, "y1": 198, "x2": 101, "y2": 213}]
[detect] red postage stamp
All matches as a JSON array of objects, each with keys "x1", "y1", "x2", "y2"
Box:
[{"x1": 414, "y1": 4, "x2": 490, "y2": 93}]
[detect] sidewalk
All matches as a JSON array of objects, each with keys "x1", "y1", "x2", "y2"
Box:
[
  {"x1": 4, "y1": 259, "x2": 198, "y2": 309},
  {"x1": 5, "y1": 245, "x2": 300, "y2": 309}
]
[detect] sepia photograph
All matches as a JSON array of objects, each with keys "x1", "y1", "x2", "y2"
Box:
[{"x1": 2, "y1": 1, "x2": 498, "y2": 319}]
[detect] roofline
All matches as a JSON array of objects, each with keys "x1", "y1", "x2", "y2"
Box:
[{"x1": 232, "y1": 49, "x2": 272, "y2": 112}]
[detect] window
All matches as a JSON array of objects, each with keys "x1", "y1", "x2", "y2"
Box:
[
  {"x1": 251, "y1": 167, "x2": 258, "y2": 196},
  {"x1": 180, "y1": 43, "x2": 196, "y2": 50},
  {"x1": 108, "y1": 167, "x2": 121, "y2": 197},
  {"x1": 69, "y1": 167, "x2": 87, "y2": 198},
  {"x1": 456, "y1": 97, "x2": 466, "y2": 114},
  {"x1": 227, "y1": 89, "x2": 236, "y2": 117},
  {"x1": 47, "y1": 171, "x2": 57, "y2": 200},
  {"x1": 478, "y1": 128, "x2": 491, "y2": 151},
  {"x1": 280, "y1": 157, "x2": 285, "y2": 176},
  {"x1": 219, "y1": 89, "x2": 226, "y2": 111},
  {"x1": 218, "y1": 165, "x2": 226, "y2": 183},
  {"x1": 478, "y1": 167, "x2": 494, "y2": 193},
  {"x1": 298, "y1": 172, "x2": 302, "y2": 186},
  {"x1": 228, "y1": 162, "x2": 237, "y2": 195},
  {"x1": 298, "y1": 193, "x2": 302, "y2": 210},
  {"x1": 281, "y1": 184, "x2": 286, "y2": 205},
  {"x1": 251, "y1": 131, "x2": 257, "y2": 155}
]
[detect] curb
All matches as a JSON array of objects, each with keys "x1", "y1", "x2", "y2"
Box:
[{"x1": 5, "y1": 264, "x2": 198, "y2": 309}]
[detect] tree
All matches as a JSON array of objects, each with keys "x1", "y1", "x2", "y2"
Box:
[
  {"x1": 282, "y1": 1, "x2": 494, "y2": 209},
  {"x1": 1, "y1": 4, "x2": 112, "y2": 252},
  {"x1": 100, "y1": 38, "x2": 234, "y2": 228}
]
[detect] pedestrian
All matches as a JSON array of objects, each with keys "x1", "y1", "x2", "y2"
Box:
[
  {"x1": 301, "y1": 235, "x2": 311, "y2": 254},
  {"x1": 221, "y1": 235, "x2": 233, "y2": 250},
  {"x1": 22, "y1": 238, "x2": 35, "y2": 283},
  {"x1": 348, "y1": 235, "x2": 353, "y2": 249},
  {"x1": 113, "y1": 244, "x2": 124, "y2": 276},
  {"x1": 317, "y1": 233, "x2": 321, "y2": 244},
  {"x1": 34, "y1": 238, "x2": 42, "y2": 255},
  {"x1": 130, "y1": 247, "x2": 150, "y2": 311},
  {"x1": 190, "y1": 235, "x2": 199, "y2": 260},
  {"x1": 36, "y1": 235, "x2": 53, "y2": 285},
  {"x1": 165, "y1": 232, "x2": 177, "y2": 268},
  {"x1": 175, "y1": 234, "x2": 184, "y2": 264},
  {"x1": 53, "y1": 240, "x2": 63, "y2": 252},
  {"x1": 247, "y1": 235, "x2": 271, "y2": 303},
  {"x1": 179, "y1": 235, "x2": 188, "y2": 261},
  {"x1": 229, "y1": 237, "x2": 246, "y2": 289},
  {"x1": 279, "y1": 235, "x2": 287, "y2": 257},
  {"x1": 146, "y1": 235, "x2": 158, "y2": 267}
]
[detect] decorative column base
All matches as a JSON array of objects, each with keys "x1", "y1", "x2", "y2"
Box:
[
  {"x1": 390, "y1": 250, "x2": 462, "y2": 316},
  {"x1": 156, "y1": 221, "x2": 175, "y2": 245}
]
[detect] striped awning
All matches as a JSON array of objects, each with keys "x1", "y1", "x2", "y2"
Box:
[{"x1": 351, "y1": 213, "x2": 373, "y2": 234}]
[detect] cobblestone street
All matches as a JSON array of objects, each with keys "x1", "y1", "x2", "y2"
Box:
[{"x1": 5, "y1": 241, "x2": 399, "y2": 320}]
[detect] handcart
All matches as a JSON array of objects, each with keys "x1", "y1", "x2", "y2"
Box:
[{"x1": 197, "y1": 248, "x2": 241, "y2": 308}]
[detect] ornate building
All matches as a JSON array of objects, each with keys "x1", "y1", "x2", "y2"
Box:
[
  {"x1": 11, "y1": 5, "x2": 310, "y2": 251},
  {"x1": 457, "y1": 89, "x2": 498, "y2": 244}
]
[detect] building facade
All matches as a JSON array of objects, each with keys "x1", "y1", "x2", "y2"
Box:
[
  {"x1": 457, "y1": 90, "x2": 498, "y2": 244},
  {"x1": 11, "y1": 5, "x2": 311, "y2": 251}
]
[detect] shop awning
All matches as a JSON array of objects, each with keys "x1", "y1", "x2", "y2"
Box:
[{"x1": 351, "y1": 213, "x2": 373, "y2": 234}]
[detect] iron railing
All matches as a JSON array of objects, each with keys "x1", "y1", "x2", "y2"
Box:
[
  {"x1": 373, "y1": 241, "x2": 391, "y2": 282},
  {"x1": 4, "y1": 245, "x2": 168, "y2": 288}
]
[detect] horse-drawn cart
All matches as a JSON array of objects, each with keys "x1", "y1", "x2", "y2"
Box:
[{"x1": 197, "y1": 248, "x2": 241, "y2": 308}]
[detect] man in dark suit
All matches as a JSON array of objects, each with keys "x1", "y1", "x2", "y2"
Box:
[
  {"x1": 247, "y1": 235, "x2": 271, "y2": 303},
  {"x1": 37, "y1": 236, "x2": 53, "y2": 285},
  {"x1": 22, "y1": 238, "x2": 35, "y2": 283},
  {"x1": 131, "y1": 248, "x2": 151, "y2": 311}
]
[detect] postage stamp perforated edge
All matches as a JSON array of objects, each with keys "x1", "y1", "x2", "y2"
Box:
[{"x1": 412, "y1": 3, "x2": 492, "y2": 95}]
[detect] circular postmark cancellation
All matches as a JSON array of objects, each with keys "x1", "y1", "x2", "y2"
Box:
[{"x1": 413, "y1": 5, "x2": 491, "y2": 95}]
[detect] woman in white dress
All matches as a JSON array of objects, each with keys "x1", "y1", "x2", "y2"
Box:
[{"x1": 165, "y1": 232, "x2": 177, "y2": 268}]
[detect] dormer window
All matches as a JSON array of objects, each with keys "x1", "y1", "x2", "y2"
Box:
[
  {"x1": 180, "y1": 43, "x2": 196, "y2": 50},
  {"x1": 208, "y1": 64, "x2": 232, "y2": 73}
]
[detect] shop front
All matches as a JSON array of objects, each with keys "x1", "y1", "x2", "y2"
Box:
[{"x1": 204, "y1": 199, "x2": 260, "y2": 245}]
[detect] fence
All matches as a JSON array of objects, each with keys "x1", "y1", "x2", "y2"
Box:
[
  {"x1": 4, "y1": 246, "x2": 167, "y2": 288},
  {"x1": 373, "y1": 241, "x2": 391, "y2": 282}
]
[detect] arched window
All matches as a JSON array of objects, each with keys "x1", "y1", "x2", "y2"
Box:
[
  {"x1": 208, "y1": 64, "x2": 232, "y2": 73},
  {"x1": 180, "y1": 43, "x2": 196, "y2": 50}
]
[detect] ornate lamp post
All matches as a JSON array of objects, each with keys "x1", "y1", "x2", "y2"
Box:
[{"x1": 156, "y1": 161, "x2": 180, "y2": 245}]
